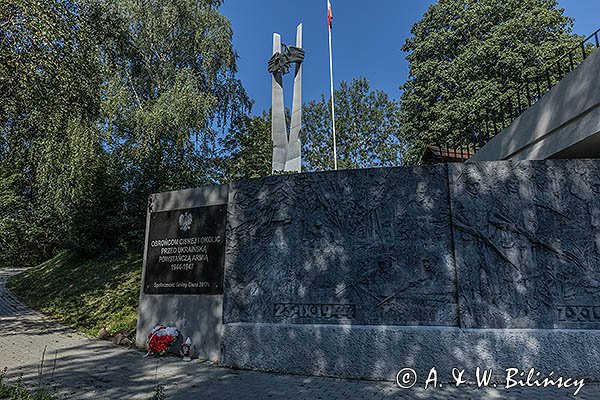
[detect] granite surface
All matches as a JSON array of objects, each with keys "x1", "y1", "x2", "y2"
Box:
[
  {"x1": 223, "y1": 166, "x2": 458, "y2": 327},
  {"x1": 450, "y1": 160, "x2": 600, "y2": 329},
  {"x1": 137, "y1": 160, "x2": 600, "y2": 380}
]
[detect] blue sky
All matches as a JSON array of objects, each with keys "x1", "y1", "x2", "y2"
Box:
[{"x1": 220, "y1": 1, "x2": 599, "y2": 115}]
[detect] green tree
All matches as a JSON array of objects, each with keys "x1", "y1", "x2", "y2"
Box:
[
  {"x1": 0, "y1": 0, "x2": 250, "y2": 264},
  {"x1": 0, "y1": 0, "x2": 107, "y2": 264},
  {"x1": 400, "y1": 0, "x2": 581, "y2": 164},
  {"x1": 221, "y1": 111, "x2": 272, "y2": 182},
  {"x1": 89, "y1": 0, "x2": 250, "y2": 245},
  {"x1": 303, "y1": 78, "x2": 402, "y2": 171}
]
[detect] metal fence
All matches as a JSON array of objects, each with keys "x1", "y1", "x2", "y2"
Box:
[{"x1": 435, "y1": 27, "x2": 600, "y2": 162}]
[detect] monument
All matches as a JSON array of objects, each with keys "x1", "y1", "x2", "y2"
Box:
[
  {"x1": 136, "y1": 186, "x2": 229, "y2": 361},
  {"x1": 134, "y1": 22, "x2": 600, "y2": 380},
  {"x1": 268, "y1": 24, "x2": 304, "y2": 173},
  {"x1": 137, "y1": 159, "x2": 600, "y2": 382},
  {"x1": 220, "y1": 160, "x2": 600, "y2": 380}
]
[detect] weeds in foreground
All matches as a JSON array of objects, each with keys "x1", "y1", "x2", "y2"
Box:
[
  {"x1": 0, "y1": 368, "x2": 57, "y2": 400},
  {"x1": 151, "y1": 357, "x2": 167, "y2": 400},
  {"x1": 0, "y1": 347, "x2": 60, "y2": 400},
  {"x1": 151, "y1": 384, "x2": 166, "y2": 400}
]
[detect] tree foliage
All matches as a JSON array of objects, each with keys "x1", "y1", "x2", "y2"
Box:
[
  {"x1": 0, "y1": 0, "x2": 249, "y2": 265},
  {"x1": 1, "y1": 0, "x2": 104, "y2": 264},
  {"x1": 303, "y1": 78, "x2": 402, "y2": 171},
  {"x1": 89, "y1": 0, "x2": 250, "y2": 242},
  {"x1": 222, "y1": 78, "x2": 402, "y2": 177},
  {"x1": 400, "y1": 0, "x2": 581, "y2": 163},
  {"x1": 221, "y1": 111, "x2": 272, "y2": 182}
]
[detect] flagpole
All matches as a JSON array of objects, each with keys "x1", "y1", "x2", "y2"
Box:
[{"x1": 328, "y1": 1, "x2": 338, "y2": 170}]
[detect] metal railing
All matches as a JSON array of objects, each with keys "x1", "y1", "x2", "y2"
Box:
[{"x1": 435, "y1": 27, "x2": 600, "y2": 162}]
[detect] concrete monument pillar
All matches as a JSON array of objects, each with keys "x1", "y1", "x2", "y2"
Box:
[{"x1": 268, "y1": 24, "x2": 304, "y2": 173}]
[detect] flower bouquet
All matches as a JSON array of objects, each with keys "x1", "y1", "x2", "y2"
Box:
[{"x1": 146, "y1": 325, "x2": 180, "y2": 357}]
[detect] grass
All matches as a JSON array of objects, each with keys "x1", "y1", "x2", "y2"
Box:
[{"x1": 7, "y1": 251, "x2": 142, "y2": 337}]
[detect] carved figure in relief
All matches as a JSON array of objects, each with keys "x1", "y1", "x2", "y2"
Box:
[
  {"x1": 586, "y1": 174, "x2": 600, "y2": 258},
  {"x1": 334, "y1": 251, "x2": 397, "y2": 302},
  {"x1": 454, "y1": 164, "x2": 600, "y2": 328}
]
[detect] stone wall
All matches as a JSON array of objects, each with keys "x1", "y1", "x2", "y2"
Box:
[
  {"x1": 452, "y1": 160, "x2": 600, "y2": 329},
  {"x1": 219, "y1": 160, "x2": 600, "y2": 380},
  {"x1": 224, "y1": 166, "x2": 457, "y2": 328}
]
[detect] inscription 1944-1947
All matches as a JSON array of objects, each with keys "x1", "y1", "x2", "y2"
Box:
[{"x1": 144, "y1": 205, "x2": 227, "y2": 295}]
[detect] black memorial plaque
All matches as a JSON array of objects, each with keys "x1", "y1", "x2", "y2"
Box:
[{"x1": 143, "y1": 205, "x2": 227, "y2": 295}]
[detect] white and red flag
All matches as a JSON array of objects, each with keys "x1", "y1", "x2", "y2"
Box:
[{"x1": 327, "y1": 0, "x2": 333, "y2": 30}]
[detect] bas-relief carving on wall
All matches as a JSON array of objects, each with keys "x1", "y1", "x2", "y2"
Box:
[
  {"x1": 450, "y1": 160, "x2": 600, "y2": 329},
  {"x1": 223, "y1": 160, "x2": 600, "y2": 330},
  {"x1": 224, "y1": 167, "x2": 459, "y2": 327}
]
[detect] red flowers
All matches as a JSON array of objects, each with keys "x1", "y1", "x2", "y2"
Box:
[{"x1": 147, "y1": 325, "x2": 179, "y2": 357}]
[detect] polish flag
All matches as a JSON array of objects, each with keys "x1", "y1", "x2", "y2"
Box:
[{"x1": 327, "y1": 0, "x2": 333, "y2": 30}]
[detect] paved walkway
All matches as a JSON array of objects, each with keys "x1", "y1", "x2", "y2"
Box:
[{"x1": 1, "y1": 268, "x2": 599, "y2": 400}]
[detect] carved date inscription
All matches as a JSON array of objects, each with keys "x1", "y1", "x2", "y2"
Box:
[
  {"x1": 274, "y1": 304, "x2": 356, "y2": 320},
  {"x1": 556, "y1": 305, "x2": 600, "y2": 324}
]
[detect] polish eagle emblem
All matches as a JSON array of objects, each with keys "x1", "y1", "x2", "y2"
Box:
[{"x1": 178, "y1": 212, "x2": 193, "y2": 232}]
